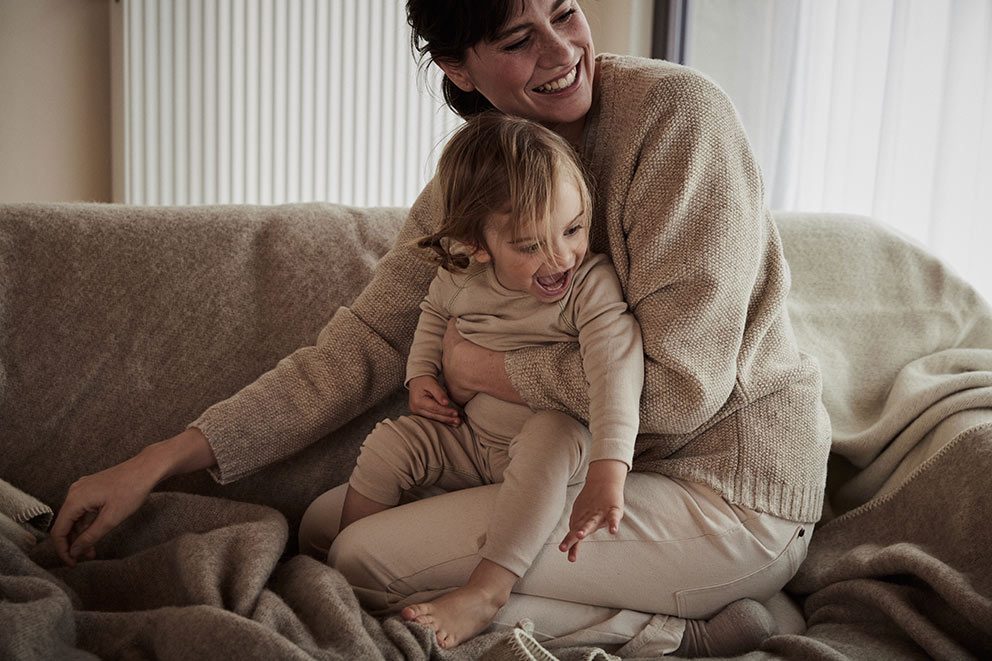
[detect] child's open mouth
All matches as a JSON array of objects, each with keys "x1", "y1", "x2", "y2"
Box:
[{"x1": 534, "y1": 269, "x2": 572, "y2": 297}]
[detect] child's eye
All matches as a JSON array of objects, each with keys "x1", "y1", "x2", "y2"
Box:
[
  {"x1": 519, "y1": 243, "x2": 541, "y2": 254},
  {"x1": 564, "y1": 225, "x2": 583, "y2": 237}
]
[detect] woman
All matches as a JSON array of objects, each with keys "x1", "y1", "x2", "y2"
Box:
[{"x1": 53, "y1": 0, "x2": 830, "y2": 655}]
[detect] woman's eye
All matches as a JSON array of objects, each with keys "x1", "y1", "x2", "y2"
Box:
[
  {"x1": 504, "y1": 37, "x2": 530, "y2": 52},
  {"x1": 555, "y1": 8, "x2": 577, "y2": 24}
]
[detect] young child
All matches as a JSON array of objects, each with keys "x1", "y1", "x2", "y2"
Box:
[{"x1": 339, "y1": 113, "x2": 644, "y2": 648}]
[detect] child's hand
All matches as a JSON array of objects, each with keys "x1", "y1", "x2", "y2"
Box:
[
  {"x1": 559, "y1": 460, "x2": 627, "y2": 562},
  {"x1": 408, "y1": 375, "x2": 461, "y2": 426}
]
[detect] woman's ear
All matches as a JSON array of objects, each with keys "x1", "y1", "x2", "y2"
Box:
[{"x1": 436, "y1": 58, "x2": 476, "y2": 93}]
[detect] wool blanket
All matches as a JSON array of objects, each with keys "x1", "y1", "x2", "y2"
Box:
[{"x1": 1, "y1": 204, "x2": 990, "y2": 659}]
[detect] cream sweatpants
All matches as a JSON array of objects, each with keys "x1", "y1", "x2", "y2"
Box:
[
  {"x1": 301, "y1": 410, "x2": 813, "y2": 655},
  {"x1": 346, "y1": 396, "x2": 589, "y2": 576}
]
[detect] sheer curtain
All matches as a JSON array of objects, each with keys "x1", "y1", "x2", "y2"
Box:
[{"x1": 684, "y1": 0, "x2": 992, "y2": 302}]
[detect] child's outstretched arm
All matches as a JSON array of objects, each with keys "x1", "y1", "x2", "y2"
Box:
[
  {"x1": 559, "y1": 458, "x2": 627, "y2": 562},
  {"x1": 556, "y1": 256, "x2": 644, "y2": 561}
]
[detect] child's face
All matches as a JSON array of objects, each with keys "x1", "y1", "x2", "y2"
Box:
[{"x1": 475, "y1": 175, "x2": 588, "y2": 303}]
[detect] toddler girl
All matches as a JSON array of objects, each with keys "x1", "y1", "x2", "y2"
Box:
[{"x1": 338, "y1": 113, "x2": 643, "y2": 648}]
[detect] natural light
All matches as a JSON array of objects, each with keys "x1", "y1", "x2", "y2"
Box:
[{"x1": 684, "y1": 0, "x2": 992, "y2": 303}]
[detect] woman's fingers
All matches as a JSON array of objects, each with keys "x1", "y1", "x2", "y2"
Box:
[
  {"x1": 51, "y1": 506, "x2": 86, "y2": 566},
  {"x1": 68, "y1": 508, "x2": 118, "y2": 561}
]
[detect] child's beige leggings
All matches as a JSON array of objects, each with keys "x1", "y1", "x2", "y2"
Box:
[
  {"x1": 347, "y1": 393, "x2": 589, "y2": 576},
  {"x1": 301, "y1": 408, "x2": 813, "y2": 655}
]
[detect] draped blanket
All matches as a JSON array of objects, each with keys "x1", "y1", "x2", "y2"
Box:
[{"x1": 1, "y1": 204, "x2": 990, "y2": 659}]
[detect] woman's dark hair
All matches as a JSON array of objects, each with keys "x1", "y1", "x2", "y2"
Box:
[{"x1": 406, "y1": 0, "x2": 521, "y2": 118}]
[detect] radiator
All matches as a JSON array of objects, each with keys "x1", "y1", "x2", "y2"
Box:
[{"x1": 111, "y1": 0, "x2": 462, "y2": 206}]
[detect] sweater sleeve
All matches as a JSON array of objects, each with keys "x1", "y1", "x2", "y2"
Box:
[
  {"x1": 405, "y1": 269, "x2": 452, "y2": 386},
  {"x1": 192, "y1": 183, "x2": 441, "y2": 484},
  {"x1": 573, "y1": 260, "x2": 643, "y2": 468},
  {"x1": 621, "y1": 72, "x2": 765, "y2": 434}
]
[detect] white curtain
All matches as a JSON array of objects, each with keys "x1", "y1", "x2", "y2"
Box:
[{"x1": 684, "y1": 0, "x2": 992, "y2": 302}]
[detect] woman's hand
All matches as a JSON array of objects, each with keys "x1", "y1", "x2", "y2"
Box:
[
  {"x1": 559, "y1": 460, "x2": 627, "y2": 562},
  {"x1": 441, "y1": 319, "x2": 526, "y2": 405},
  {"x1": 440, "y1": 319, "x2": 479, "y2": 405},
  {"x1": 51, "y1": 427, "x2": 216, "y2": 566},
  {"x1": 408, "y1": 375, "x2": 461, "y2": 426}
]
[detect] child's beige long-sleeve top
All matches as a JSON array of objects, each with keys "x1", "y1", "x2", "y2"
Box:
[{"x1": 406, "y1": 254, "x2": 644, "y2": 468}]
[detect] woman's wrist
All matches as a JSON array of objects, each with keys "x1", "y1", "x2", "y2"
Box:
[
  {"x1": 141, "y1": 427, "x2": 217, "y2": 483},
  {"x1": 472, "y1": 344, "x2": 525, "y2": 404}
]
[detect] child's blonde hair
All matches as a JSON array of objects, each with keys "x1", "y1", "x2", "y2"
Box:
[{"x1": 418, "y1": 113, "x2": 592, "y2": 271}]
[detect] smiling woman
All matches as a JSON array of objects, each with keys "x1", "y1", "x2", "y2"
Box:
[{"x1": 299, "y1": 0, "x2": 829, "y2": 654}]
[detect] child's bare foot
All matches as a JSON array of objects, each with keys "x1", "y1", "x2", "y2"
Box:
[{"x1": 401, "y1": 584, "x2": 506, "y2": 648}]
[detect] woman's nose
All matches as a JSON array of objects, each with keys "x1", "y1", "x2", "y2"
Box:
[{"x1": 538, "y1": 29, "x2": 573, "y2": 67}]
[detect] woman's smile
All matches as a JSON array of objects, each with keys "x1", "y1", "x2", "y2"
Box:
[{"x1": 532, "y1": 60, "x2": 580, "y2": 94}]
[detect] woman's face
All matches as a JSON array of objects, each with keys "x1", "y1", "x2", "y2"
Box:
[{"x1": 438, "y1": 0, "x2": 596, "y2": 132}]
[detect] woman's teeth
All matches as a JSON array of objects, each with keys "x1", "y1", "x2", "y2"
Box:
[{"x1": 534, "y1": 66, "x2": 577, "y2": 93}]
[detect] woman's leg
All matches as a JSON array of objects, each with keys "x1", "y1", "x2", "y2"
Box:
[{"x1": 328, "y1": 472, "x2": 810, "y2": 653}]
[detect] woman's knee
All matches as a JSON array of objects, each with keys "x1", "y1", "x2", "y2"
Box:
[
  {"x1": 327, "y1": 515, "x2": 398, "y2": 594},
  {"x1": 298, "y1": 484, "x2": 348, "y2": 560}
]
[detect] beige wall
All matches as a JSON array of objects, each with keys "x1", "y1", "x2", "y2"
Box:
[
  {"x1": 0, "y1": 0, "x2": 112, "y2": 203},
  {"x1": 581, "y1": 0, "x2": 654, "y2": 58},
  {"x1": 0, "y1": 0, "x2": 650, "y2": 205}
]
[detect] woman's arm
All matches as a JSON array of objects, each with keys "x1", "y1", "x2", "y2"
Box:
[
  {"x1": 52, "y1": 427, "x2": 215, "y2": 566},
  {"x1": 441, "y1": 319, "x2": 527, "y2": 405}
]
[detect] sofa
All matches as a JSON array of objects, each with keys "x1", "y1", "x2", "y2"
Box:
[{"x1": 1, "y1": 202, "x2": 990, "y2": 659}]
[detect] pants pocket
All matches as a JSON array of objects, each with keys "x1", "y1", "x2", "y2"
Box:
[{"x1": 674, "y1": 523, "x2": 810, "y2": 619}]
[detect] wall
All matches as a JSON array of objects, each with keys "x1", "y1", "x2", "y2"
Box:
[
  {"x1": 0, "y1": 0, "x2": 651, "y2": 204},
  {"x1": 0, "y1": 0, "x2": 112, "y2": 203},
  {"x1": 581, "y1": 0, "x2": 654, "y2": 58}
]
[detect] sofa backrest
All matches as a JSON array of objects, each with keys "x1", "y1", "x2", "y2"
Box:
[{"x1": 0, "y1": 202, "x2": 408, "y2": 529}]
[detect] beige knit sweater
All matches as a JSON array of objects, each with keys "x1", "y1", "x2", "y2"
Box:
[
  {"x1": 406, "y1": 254, "x2": 644, "y2": 468},
  {"x1": 194, "y1": 55, "x2": 830, "y2": 523}
]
